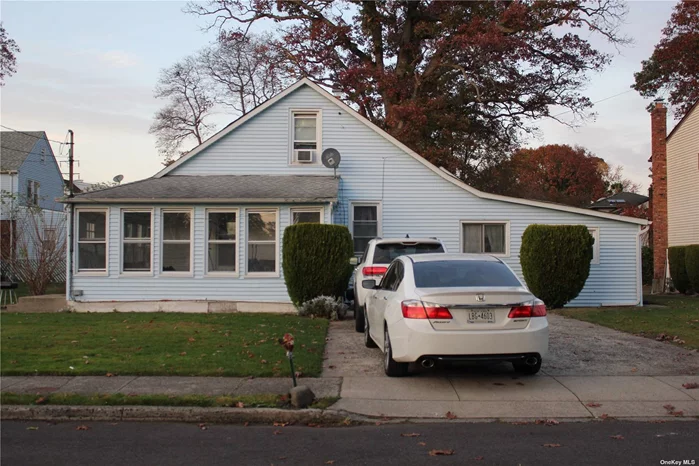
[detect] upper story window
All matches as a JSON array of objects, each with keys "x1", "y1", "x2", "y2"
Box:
[
  {"x1": 291, "y1": 110, "x2": 320, "y2": 164},
  {"x1": 26, "y1": 180, "x2": 40, "y2": 206}
]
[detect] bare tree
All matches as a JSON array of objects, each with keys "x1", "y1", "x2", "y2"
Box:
[
  {"x1": 149, "y1": 56, "x2": 216, "y2": 163},
  {"x1": 201, "y1": 33, "x2": 288, "y2": 114},
  {"x1": 0, "y1": 22, "x2": 20, "y2": 85}
]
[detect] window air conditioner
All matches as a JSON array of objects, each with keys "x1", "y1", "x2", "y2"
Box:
[{"x1": 295, "y1": 150, "x2": 315, "y2": 163}]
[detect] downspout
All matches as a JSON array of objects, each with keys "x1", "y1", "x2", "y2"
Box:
[
  {"x1": 67, "y1": 202, "x2": 74, "y2": 302},
  {"x1": 636, "y1": 224, "x2": 651, "y2": 307}
]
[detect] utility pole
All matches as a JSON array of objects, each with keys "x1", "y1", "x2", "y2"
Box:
[{"x1": 68, "y1": 130, "x2": 74, "y2": 198}]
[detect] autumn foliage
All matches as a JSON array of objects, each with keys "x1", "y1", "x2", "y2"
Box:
[
  {"x1": 633, "y1": 0, "x2": 699, "y2": 118},
  {"x1": 186, "y1": 0, "x2": 628, "y2": 177}
]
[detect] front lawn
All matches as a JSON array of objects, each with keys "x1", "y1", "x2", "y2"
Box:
[
  {"x1": 553, "y1": 295, "x2": 699, "y2": 349},
  {"x1": 0, "y1": 312, "x2": 328, "y2": 377}
]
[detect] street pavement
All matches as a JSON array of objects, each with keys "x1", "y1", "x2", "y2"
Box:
[{"x1": 2, "y1": 420, "x2": 698, "y2": 465}]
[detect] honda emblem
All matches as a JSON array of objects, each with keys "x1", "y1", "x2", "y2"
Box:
[{"x1": 476, "y1": 294, "x2": 485, "y2": 302}]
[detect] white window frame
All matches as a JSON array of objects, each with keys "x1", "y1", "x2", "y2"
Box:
[
  {"x1": 75, "y1": 208, "x2": 109, "y2": 276},
  {"x1": 350, "y1": 201, "x2": 382, "y2": 256},
  {"x1": 160, "y1": 208, "x2": 194, "y2": 276},
  {"x1": 120, "y1": 208, "x2": 154, "y2": 275},
  {"x1": 459, "y1": 220, "x2": 510, "y2": 257},
  {"x1": 245, "y1": 208, "x2": 280, "y2": 277},
  {"x1": 205, "y1": 208, "x2": 239, "y2": 277},
  {"x1": 290, "y1": 206, "x2": 325, "y2": 225},
  {"x1": 27, "y1": 180, "x2": 40, "y2": 206},
  {"x1": 289, "y1": 109, "x2": 322, "y2": 165},
  {"x1": 588, "y1": 227, "x2": 600, "y2": 265}
]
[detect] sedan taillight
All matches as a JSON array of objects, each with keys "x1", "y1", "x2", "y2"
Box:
[
  {"x1": 401, "y1": 300, "x2": 453, "y2": 319},
  {"x1": 362, "y1": 266, "x2": 388, "y2": 276},
  {"x1": 508, "y1": 301, "x2": 547, "y2": 318}
]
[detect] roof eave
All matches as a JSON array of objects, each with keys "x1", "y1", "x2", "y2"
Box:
[{"x1": 62, "y1": 197, "x2": 337, "y2": 204}]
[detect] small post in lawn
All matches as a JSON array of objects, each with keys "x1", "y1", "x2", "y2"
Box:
[{"x1": 279, "y1": 333, "x2": 297, "y2": 387}]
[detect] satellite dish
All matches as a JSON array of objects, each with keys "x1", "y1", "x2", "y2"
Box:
[
  {"x1": 321, "y1": 148, "x2": 341, "y2": 169},
  {"x1": 113, "y1": 174, "x2": 124, "y2": 184}
]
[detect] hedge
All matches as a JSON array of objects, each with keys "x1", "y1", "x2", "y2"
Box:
[
  {"x1": 668, "y1": 246, "x2": 692, "y2": 294},
  {"x1": 520, "y1": 225, "x2": 594, "y2": 308},
  {"x1": 641, "y1": 246, "x2": 653, "y2": 286},
  {"x1": 282, "y1": 224, "x2": 354, "y2": 307},
  {"x1": 684, "y1": 245, "x2": 699, "y2": 292}
]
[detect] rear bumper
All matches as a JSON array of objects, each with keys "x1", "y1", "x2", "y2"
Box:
[{"x1": 388, "y1": 317, "x2": 549, "y2": 363}]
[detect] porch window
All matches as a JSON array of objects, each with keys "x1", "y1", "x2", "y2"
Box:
[
  {"x1": 122, "y1": 211, "x2": 152, "y2": 272},
  {"x1": 207, "y1": 210, "x2": 237, "y2": 273},
  {"x1": 291, "y1": 208, "x2": 323, "y2": 224},
  {"x1": 351, "y1": 203, "x2": 380, "y2": 255},
  {"x1": 247, "y1": 210, "x2": 277, "y2": 274},
  {"x1": 77, "y1": 210, "x2": 107, "y2": 271},
  {"x1": 162, "y1": 211, "x2": 192, "y2": 273},
  {"x1": 461, "y1": 222, "x2": 508, "y2": 255}
]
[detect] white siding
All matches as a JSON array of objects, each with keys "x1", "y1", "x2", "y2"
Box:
[
  {"x1": 667, "y1": 104, "x2": 699, "y2": 247},
  {"x1": 74, "y1": 85, "x2": 641, "y2": 306}
]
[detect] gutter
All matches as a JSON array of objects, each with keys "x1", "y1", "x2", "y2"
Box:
[{"x1": 61, "y1": 197, "x2": 339, "y2": 204}]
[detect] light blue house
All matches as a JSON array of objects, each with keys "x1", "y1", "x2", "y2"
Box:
[
  {"x1": 65, "y1": 79, "x2": 648, "y2": 312},
  {"x1": 1, "y1": 131, "x2": 66, "y2": 263}
]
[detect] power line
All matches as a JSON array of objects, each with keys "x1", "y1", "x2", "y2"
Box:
[
  {"x1": 551, "y1": 89, "x2": 635, "y2": 118},
  {"x1": 0, "y1": 145, "x2": 68, "y2": 160},
  {"x1": 0, "y1": 125, "x2": 67, "y2": 145}
]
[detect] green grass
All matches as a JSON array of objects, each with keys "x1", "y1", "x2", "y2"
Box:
[
  {"x1": 553, "y1": 295, "x2": 699, "y2": 349},
  {"x1": 14, "y1": 282, "x2": 65, "y2": 299},
  {"x1": 0, "y1": 313, "x2": 328, "y2": 377},
  {"x1": 0, "y1": 392, "x2": 338, "y2": 410}
]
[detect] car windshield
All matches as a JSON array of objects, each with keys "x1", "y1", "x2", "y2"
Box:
[
  {"x1": 373, "y1": 243, "x2": 444, "y2": 264},
  {"x1": 413, "y1": 260, "x2": 522, "y2": 288}
]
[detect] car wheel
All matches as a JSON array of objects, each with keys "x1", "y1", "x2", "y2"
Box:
[
  {"x1": 513, "y1": 357, "x2": 542, "y2": 375},
  {"x1": 354, "y1": 304, "x2": 365, "y2": 333},
  {"x1": 383, "y1": 327, "x2": 408, "y2": 377},
  {"x1": 364, "y1": 310, "x2": 377, "y2": 348}
]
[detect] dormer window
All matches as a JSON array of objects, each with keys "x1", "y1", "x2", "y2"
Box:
[{"x1": 291, "y1": 110, "x2": 320, "y2": 164}]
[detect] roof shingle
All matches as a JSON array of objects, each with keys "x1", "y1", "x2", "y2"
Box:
[{"x1": 0, "y1": 131, "x2": 47, "y2": 171}]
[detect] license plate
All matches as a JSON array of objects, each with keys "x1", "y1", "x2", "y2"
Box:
[{"x1": 468, "y1": 310, "x2": 495, "y2": 323}]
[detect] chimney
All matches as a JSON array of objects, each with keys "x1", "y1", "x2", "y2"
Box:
[{"x1": 650, "y1": 100, "x2": 668, "y2": 293}]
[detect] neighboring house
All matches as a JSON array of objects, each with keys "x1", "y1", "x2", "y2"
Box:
[
  {"x1": 64, "y1": 79, "x2": 648, "y2": 312},
  {"x1": 589, "y1": 192, "x2": 649, "y2": 214},
  {"x1": 649, "y1": 100, "x2": 699, "y2": 292},
  {"x1": 0, "y1": 131, "x2": 66, "y2": 262}
]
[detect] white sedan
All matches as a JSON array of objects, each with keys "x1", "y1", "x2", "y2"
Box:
[{"x1": 361, "y1": 253, "x2": 549, "y2": 377}]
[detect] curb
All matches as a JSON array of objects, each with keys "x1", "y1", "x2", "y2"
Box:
[{"x1": 1, "y1": 405, "x2": 353, "y2": 424}]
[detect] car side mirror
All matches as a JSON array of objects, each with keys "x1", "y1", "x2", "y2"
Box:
[
  {"x1": 362, "y1": 279, "x2": 377, "y2": 290},
  {"x1": 349, "y1": 257, "x2": 359, "y2": 266}
]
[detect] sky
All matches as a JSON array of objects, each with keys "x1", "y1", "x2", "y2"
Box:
[{"x1": 0, "y1": 1, "x2": 680, "y2": 192}]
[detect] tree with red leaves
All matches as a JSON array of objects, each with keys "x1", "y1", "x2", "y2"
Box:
[
  {"x1": 473, "y1": 144, "x2": 608, "y2": 208},
  {"x1": 633, "y1": 0, "x2": 699, "y2": 117},
  {"x1": 185, "y1": 0, "x2": 628, "y2": 179}
]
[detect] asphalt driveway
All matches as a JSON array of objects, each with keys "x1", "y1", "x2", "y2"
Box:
[{"x1": 322, "y1": 313, "x2": 699, "y2": 378}]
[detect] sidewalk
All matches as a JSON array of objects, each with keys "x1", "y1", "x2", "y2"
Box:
[{"x1": 2, "y1": 374, "x2": 698, "y2": 419}]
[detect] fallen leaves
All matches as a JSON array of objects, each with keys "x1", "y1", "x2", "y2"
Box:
[
  {"x1": 105, "y1": 373, "x2": 115, "y2": 377},
  {"x1": 75, "y1": 425, "x2": 90, "y2": 431},
  {"x1": 585, "y1": 402, "x2": 602, "y2": 408},
  {"x1": 428, "y1": 449, "x2": 455, "y2": 456},
  {"x1": 198, "y1": 423, "x2": 207, "y2": 431},
  {"x1": 535, "y1": 419, "x2": 559, "y2": 426},
  {"x1": 417, "y1": 442, "x2": 427, "y2": 446},
  {"x1": 474, "y1": 456, "x2": 484, "y2": 461},
  {"x1": 26, "y1": 426, "x2": 39, "y2": 431},
  {"x1": 179, "y1": 352, "x2": 187, "y2": 356},
  {"x1": 682, "y1": 382, "x2": 698, "y2": 389},
  {"x1": 188, "y1": 337, "x2": 196, "y2": 343},
  {"x1": 325, "y1": 461, "x2": 335, "y2": 465},
  {"x1": 543, "y1": 444, "x2": 562, "y2": 448},
  {"x1": 445, "y1": 411, "x2": 457, "y2": 420},
  {"x1": 610, "y1": 435, "x2": 624, "y2": 440},
  {"x1": 400, "y1": 433, "x2": 421, "y2": 437},
  {"x1": 273, "y1": 421, "x2": 289, "y2": 427},
  {"x1": 235, "y1": 401, "x2": 245, "y2": 408},
  {"x1": 273, "y1": 430, "x2": 282, "y2": 435},
  {"x1": 599, "y1": 413, "x2": 611, "y2": 420},
  {"x1": 35, "y1": 397, "x2": 47, "y2": 405}
]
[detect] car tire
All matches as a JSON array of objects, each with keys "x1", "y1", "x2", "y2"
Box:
[
  {"x1": 513, "y1": 358, "x2": 542, "y2": 375},
  {"x1": 354, "y1": 303, "x2": 365, "y2": 333},
  {"x1": 364, "y1": 310, "x2": 377, "y2": 348},
  {"x1": 383, "y1": 327, "x2": 409, "y2": 377}
]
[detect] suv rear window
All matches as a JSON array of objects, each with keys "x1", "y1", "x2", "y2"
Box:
[
  {"x1": 413, "y1": 260, "x2": 521, "y2": 288},
  {"x1": 373, "y1": 242, "x2": 444, "y2": 264}
]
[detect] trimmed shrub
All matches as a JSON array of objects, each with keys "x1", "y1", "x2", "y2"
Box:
[
  {"x1": 298, "y1": 296, "x2": 348, "y2": 320},
  {"x1": 668, "y1": 246, "x2": 691, "y2": 294},
  {"x1": 282, "y1": 224, "x2": 354, "y2": 307},
  {"x1": 642, "y1": 246, "x2": 653, "y2": 286},
  {"x1": 684, "y1": 245, "x2": 699, "y2": 292},
  {"x1": 520, "y1": 225, "x2": 594, "y2": 308}
]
